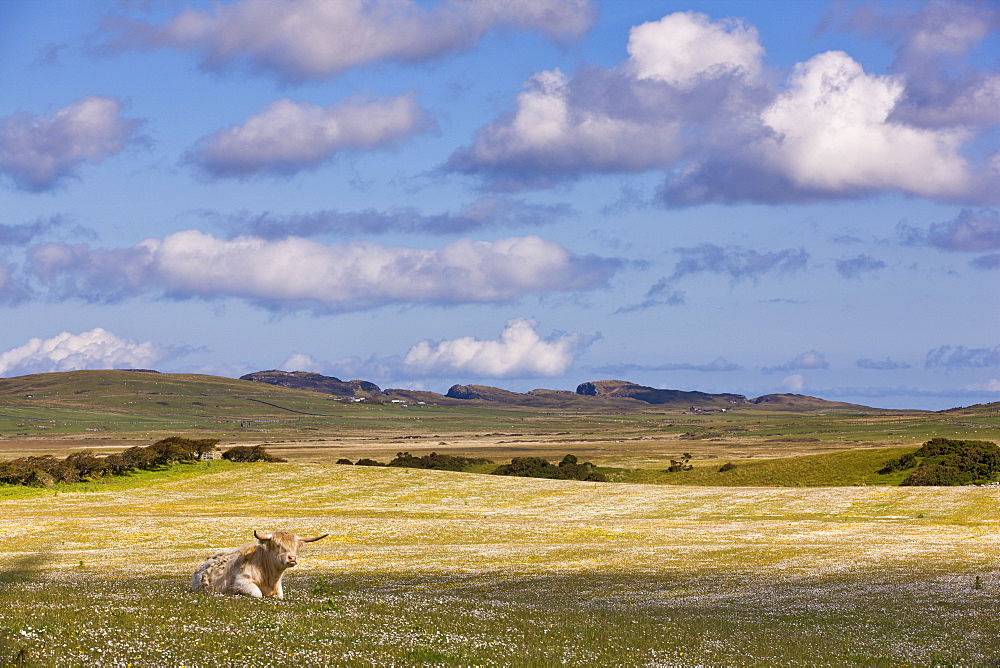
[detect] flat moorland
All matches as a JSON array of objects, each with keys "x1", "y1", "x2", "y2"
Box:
[
  {"x1": 2, "y1": 462, "x2": 999, "y2": 665},
  {"x1": 2, "y1": 371, "x2": 998, "y2": 471}
]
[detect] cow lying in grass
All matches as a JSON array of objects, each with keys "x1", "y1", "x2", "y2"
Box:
[{"x1": 193, "y1": 530, "x2": 328, "y2": 599}]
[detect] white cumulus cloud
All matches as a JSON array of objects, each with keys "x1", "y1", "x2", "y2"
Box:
[
  {"x1": 0, "y1": 96, "x2": 143, "y2": 192},
  {"x1": 107, "y1": 0, "x2": 594, "y2": 81},
  {"x1": 835, "y1": 0, "x2": 1000, "y2": 129},
  {"x1": 447, "y1": 66, "x2": 687, "y2": 185},
  {"x1": 759, "y1": 51, "x2": 971, "y2": 198},
  {"x1": 451, "y1": 10, "x2": 995, "y2": 204},
  {"x1": 190, "y1": 94, "x2": 433, "y2": 178},
  {"x1": 29, "y1": 231, "x2": 619, "y2": 312},
  {"x1": 0, "y1": 328, "x2": 169, "y2": 377},
  {"x1": 627, "y1": 11, "x2": 763, "y2": 86},
  {"x1": 403, "y1": 318, "x2": 596, "y2": 378}
]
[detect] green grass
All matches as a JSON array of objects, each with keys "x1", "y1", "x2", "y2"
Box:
[
  {"x1": 609, "y1": 447, "x2": 920, "y2": 486},
  {"x1": 2, "y1": 371, "x2": 999, "y2": 665},
  {"x1": 0, "y1": 460, "x2": 244, "y2": 500},
  {"x1": 2, "y1": 461, "x2": 1000, "y2": 665},
  {"x1": 1, "y1": 570, "x2": 998, "y2": 666}
]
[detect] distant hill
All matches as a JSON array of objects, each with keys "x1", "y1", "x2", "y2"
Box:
[
  {"x1": 446, "y1": 384, "x2": 533, "y2": 403},
  {"x1": 936, "y1": 401, "x2": 1000, "y2": 416},
  {"x1": 239, "y1": 370, "x2": 382, "y2": 398},
  {"x1": 442, "y1": 384, "x2": 643, "y2": 409},
  {"x1": 440, "y1": 381, "x2": 752, "y2": 410},
  {"x1": 576, "y1": 379, "x2": 748, "y2": 409},
  {"x1": 237, "y1": 371, "x2": 887, "y2": 412},
  {"x1": 749, "y1": 394, "x2": 877, "y2": 411}
]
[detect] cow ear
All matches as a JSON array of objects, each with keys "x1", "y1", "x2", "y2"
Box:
[{"x1": 254, "y1": 530, "x2": 273, "y2": 542}]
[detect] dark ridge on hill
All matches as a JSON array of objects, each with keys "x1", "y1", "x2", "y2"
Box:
[
  {"x1": 240, "y1": 370, "x2": 382, "y2": 398},
  {"x1": 0, "y1": 369, "x2": 946, "y2": 413},
  {"x1": 749, "y1": 394, "x2": 883, "y2": 411},
  {"x1": 937, "y1": 401, "x2": 1000, "y2": 415},
  {"x1": 576, "y1": 379, "x2": 748, "y2": 408},
  {"x1": 442, "y1": 384, "x2": 673, "y2": 409},
  {"x1": 446, "y1": 384, "x2": 526, "y2": 403},
  {"x1": 0, "y1": 369, "x2": 333, "y2": 403}
]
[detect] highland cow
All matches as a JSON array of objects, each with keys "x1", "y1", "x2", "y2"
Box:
[{"x1": 192, "y1": 530, "x2": 327, "y2": 599}]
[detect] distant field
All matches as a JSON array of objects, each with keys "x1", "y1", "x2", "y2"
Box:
[
  {"x1": 2, "y1": 462, "x2": 999, "y2": 665},
  {"x1": 1, "y1": 371, "x2": 998, "y2": 471}
]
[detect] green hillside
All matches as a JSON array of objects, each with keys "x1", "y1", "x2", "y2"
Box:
[
  {"x1": 611, "y1": 447, "x2": 920, "y2": 486},
  {"x1": 0, "y1": 371, "x2": 997, "y2": 468},
  {"x1": 0, "y1": 370, "x2": 350, "y2": 438}
]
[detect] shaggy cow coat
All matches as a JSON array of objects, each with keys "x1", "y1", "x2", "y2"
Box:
[{"x1": 192, "y1": 530, "x2": 327, "y2": 599}]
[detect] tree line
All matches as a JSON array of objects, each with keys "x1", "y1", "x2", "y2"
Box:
[
  {"x1": 0, "y1": 438, "x2": 283, "y2": 488},
  {"x1": 337, "y1": 451, "x2": 606, "y2": 481}
]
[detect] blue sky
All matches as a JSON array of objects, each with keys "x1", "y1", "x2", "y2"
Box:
[{"x1": 1, "y1": 0, "x2": 998, "y2": 410}]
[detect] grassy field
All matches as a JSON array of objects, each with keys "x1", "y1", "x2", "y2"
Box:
[
  {"x1": 2, "y1": 371, "x2": 1000, "y2": 664},
  {"x1": 2, "y1": 461, "x2": 1000, "y2": 665},
  {"x1": 2, "y1": 371, "x2": 998, "y2": 473}
]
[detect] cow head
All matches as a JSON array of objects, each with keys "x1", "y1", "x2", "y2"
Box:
[{"x1": 254, "y1": 530, "x2": 328, "y2": 569}]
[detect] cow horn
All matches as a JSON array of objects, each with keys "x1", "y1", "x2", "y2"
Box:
[
  {"x1": 302, "y1": 533, "x2": 329, "y2": 543},
  {"x1": 254, "y1": 530, "x2": 273, "y2": 541}
]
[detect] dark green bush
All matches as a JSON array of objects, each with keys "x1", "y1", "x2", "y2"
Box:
[
  {"x1": 491, "y1": 455, "x2": 606, "y2": 482},
  {"x1": 149, "y1": 436, "x2": 219, "y2": 462},
  {"x1": 902, "y1": 464, "x2": 971, "y2": 486},
  {"x1": 387, "y1": 451, "x2": 492, "y2": 471},
  {"x1": 0, "y1": 437, "x2": 226, "y2": 488},
  {"x1": 221, "y1": 444, "x2": 286, "y2": 463},
  {"x1": 64, "y1": 452, "x2": 110, "y2": 478},
  {"x1": 355, "y1": 458, "x2": 385, "y2": 466},
  {"x1": 335, "y1": 458, "x2": 354, "y2": 465},
  {"x1": 666, "y1": 454, "x2": 693, "y2": 473},
  {"x1": 879, "y1": 438, "x2": 1000, "y2": 486},
  {"x1": 879, "y1": 452, "x2": 917, "y2": 474},
  {"x1": 0, "y1": 456, "x2": 80, "y2": 487},
  {"x1": 718, "y1": 462, "x2": 737, "y2": 473}
]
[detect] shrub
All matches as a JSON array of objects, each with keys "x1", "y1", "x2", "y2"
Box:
[
  {"x1": 120, "y1": 446, "x2": 160, "y2": 470},
  {"x1": 387, "y1": 451, "x2": 492, "y2": 471},
  {"x1": 718, "y1": 462, "x2": 737, "y2": 473},
  {"x1": 902, "y1": 464, "x2": 971, "y2": 486},
  {"x1": 880, "y1": 438, "x2": 1000, "y2": 486},
  {"x1": 222, "y1": 445, "x2": 286, "y2": 463},
  {"x1": 0, "y1": 437, "x2": 267, "y2": 490},
  {"x1": 879, "y1": 452, "x2": 917, "y2": 474},
  {"x1": 335, "y1": 458, "x2": 354, "y2": 465},
  {"x1": 0, "y1": 456, "x2": 79, "y2": 487},
  {"x1": 491, "y1": 455, "x2": 606, "y2": 482},
  {"x1": 64, "y1": 452, "x2": 109, "y2": 478},
  {"x1": 355, "y1": 458, "x2": 385, "y2": 466},
  {"x1": 666, "y1": 454, "x2": 693, "y2": 473}
]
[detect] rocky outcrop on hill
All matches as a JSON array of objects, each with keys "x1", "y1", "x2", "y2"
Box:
[
  {"x1": 443, "y1": 384, "x2": 644, "y2": 409},
  {"x1": 576, "y1": 379, "x2": 748, "y2": 408},
  {"x1": 240, "y1": 370, "x2": 382, "y2": 398},
  {"x1": 446, "y1": 384, "x2": 525, "y2": 403},
  {"x1": 240, "y1": 371, "x2": 881, "y2": 412},
  {"x1": 750, "y1": 394, "x2": 872, "y2": 411}
]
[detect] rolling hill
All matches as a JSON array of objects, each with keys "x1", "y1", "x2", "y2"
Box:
[
  {"x1": 1, "y1": 369, "x2": 995, "y2": 465},
  {"x1": 240, "y1": 370, "x2": 875, "y2": 412}
]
